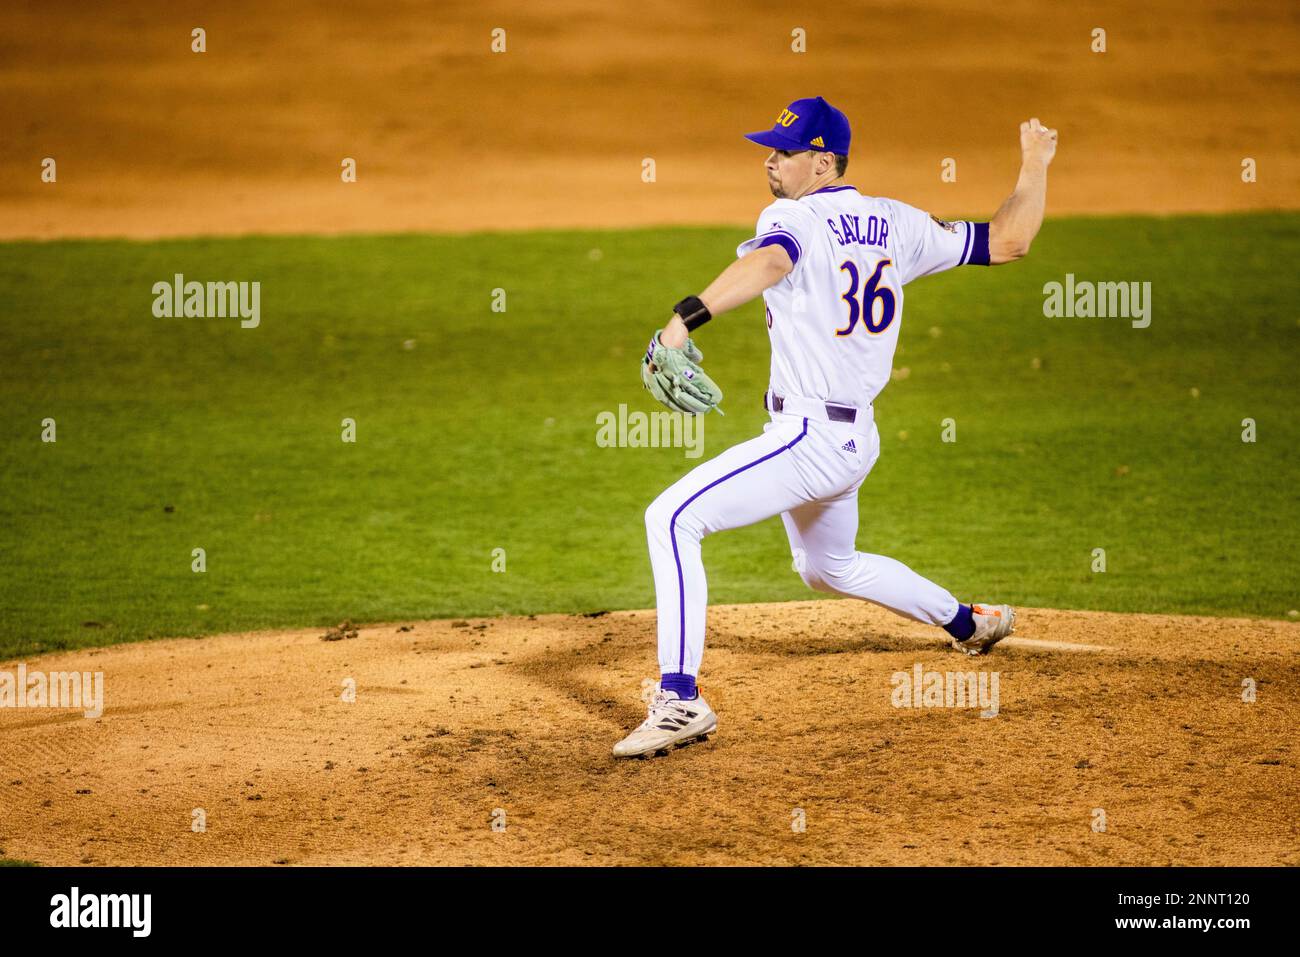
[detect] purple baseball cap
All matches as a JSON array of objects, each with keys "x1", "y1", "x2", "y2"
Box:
[{"x1": 744, "y1": 96, "x2": 851, "y2": 154}]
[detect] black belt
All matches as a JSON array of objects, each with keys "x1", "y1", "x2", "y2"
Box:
[{"x1": 765, "y1": 393, "x2": 857, "y2": 423}]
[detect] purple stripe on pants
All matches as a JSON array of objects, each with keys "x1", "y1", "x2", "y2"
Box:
[{"x1": 668, "y1": 417, "x2": 809, "y2": 672}]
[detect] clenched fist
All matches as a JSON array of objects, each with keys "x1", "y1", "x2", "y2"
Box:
[{"x1": 1020, "y1": 117, "x2": 1058, "y2": 166}]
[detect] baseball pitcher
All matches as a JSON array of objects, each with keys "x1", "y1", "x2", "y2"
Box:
[{"x1": 618, "y1": 96, "x2": 1058, "y2": 758}]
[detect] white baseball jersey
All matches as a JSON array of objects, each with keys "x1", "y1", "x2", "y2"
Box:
[
  {"x1": 642, "y1": 185, "x2": 992, "y2": 681},
  {"x1": 736, "y1": 185, "x2": 990, "y2": 412}
]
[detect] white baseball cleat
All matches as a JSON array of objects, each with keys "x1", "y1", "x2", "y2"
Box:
[
  {"x1": 612, "y1": 685, "x2": 717, "y2": 759},
  {"x1": 952, "y1": 603, "x2": 1016, "y2": 656}
]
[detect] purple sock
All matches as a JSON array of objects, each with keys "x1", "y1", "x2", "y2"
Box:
[
  {"x1": 943, "y1": 604, "x2": 976, "y2": 641},
  {"x1": 660, "y1": 672, "x2": 697, "y2": 700}
]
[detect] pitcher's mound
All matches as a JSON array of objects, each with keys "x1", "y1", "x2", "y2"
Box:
[{"x1": 1, "y1": 601, "x2": 1295, "y2": 866}]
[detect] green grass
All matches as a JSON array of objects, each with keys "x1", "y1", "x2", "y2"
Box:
[
  {"x1": 0, "y1": 857, "x2": 37, "y2": 866},
  {"x1": 1, "y1": 214, "x2": 1297, "y2": 657}
]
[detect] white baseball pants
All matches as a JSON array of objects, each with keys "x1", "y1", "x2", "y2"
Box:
[{"x1": 645, "y1": 407, "x2": 961, "y2": 677}]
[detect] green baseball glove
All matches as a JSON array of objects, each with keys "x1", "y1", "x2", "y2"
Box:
[{"x1": 641, "y1": 329, "x2": 724, "y2": 416}]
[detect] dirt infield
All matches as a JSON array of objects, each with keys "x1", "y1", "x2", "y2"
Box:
[
  {"x1": 2, "y1": 0, "x2": 1298, "y2": 240},
  {"x1": 1, "y1": 601, "x2": 1295, "y2": 866}
]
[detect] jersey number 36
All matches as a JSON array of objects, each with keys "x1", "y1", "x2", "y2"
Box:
[{"x1": 836, "y1": 258, "x2": 895, "y2": 337}]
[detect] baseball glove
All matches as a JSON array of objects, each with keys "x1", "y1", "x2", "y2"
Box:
[{"x1": 641, "y1": 330, "x2": 724, "y2": 416}]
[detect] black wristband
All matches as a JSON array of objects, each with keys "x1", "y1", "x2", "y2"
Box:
[{"x1": 673, "y1": 295, "x2": 712, "y2": 332}]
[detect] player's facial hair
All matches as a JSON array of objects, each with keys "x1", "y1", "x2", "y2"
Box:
[
  {"x1": 767, "y1": 163, "x2": 791, "y2": 198},
  {"x1": 766, "y1": 151, "x2": 786, "y2": 198},
  {"x1": 769, "y1": 152, "x2": 816, "y2": 198}
]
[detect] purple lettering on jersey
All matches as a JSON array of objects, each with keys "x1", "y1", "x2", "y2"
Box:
[
  {"x1": 826, "y1": 212, "x2": 894, "y2": 248},
  {"x1": 827, "y1": 211, "x2": 890, "y2": 249},
  {"x1": 840, "y1": 214, "x2": 860, "y2": 244}
]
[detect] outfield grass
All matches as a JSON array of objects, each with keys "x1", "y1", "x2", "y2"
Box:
[{"x1": 1, "y1": 214, "x2": 1297, "y2": 656}]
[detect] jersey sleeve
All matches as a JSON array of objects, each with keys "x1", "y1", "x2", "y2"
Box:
[
  {"x1": 884, "y1": 199, "x2": 990, "y2": 284},
  {"x1": 735, "y1": 200, "x2": 815, "y2": 272}
]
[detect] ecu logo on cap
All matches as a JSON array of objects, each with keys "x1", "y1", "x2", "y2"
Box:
[
  {"x1": 776, "y1": 108, "x2": 799, "y2": 127},
  {"x1": 810, "y1": 135, "x2": 825, "y2": 147}
]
